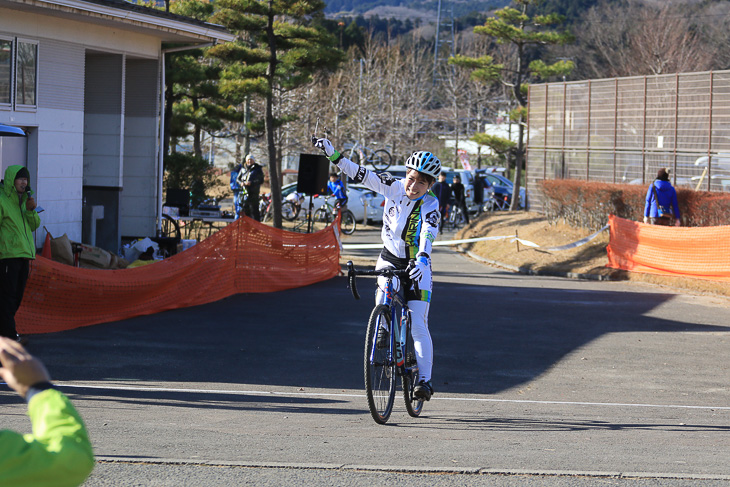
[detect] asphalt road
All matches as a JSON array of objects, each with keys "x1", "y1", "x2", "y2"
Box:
[{"x1": 3, "y1": 226, "x2": 730, "y2": 486}]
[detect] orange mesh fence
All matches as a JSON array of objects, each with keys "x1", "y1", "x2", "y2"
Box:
[
  {"x1": 17, "y1": 217, "x2": 341, "y2": 334},
  {"x1": 607, "y1": 215, "x2": 730, "y2": 281}
]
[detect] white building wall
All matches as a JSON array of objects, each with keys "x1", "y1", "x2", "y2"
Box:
[
  {"x1": 122, "y1": 58, "x2": 159, "y2": 237},
  {"x1": 0, "y1": 8, "x2": 161, "y2": 247},
  {"x1": 0, "y1": 9, "x2": 161, "y2": 58}
]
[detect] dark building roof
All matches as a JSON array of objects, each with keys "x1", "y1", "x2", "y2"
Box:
[{"x1": 79, "y1": 0, "x2": 230, "y2": 34}]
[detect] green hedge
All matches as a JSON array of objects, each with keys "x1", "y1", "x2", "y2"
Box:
[{"x1": 539, "y1": 180, "x2": 730, "y2": 230}]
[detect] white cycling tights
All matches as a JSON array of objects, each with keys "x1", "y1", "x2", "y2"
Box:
[{"x1": 406, "y1": 300, "x2": 433, "y2": 383}]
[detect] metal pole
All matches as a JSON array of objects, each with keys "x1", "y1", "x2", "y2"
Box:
[
  {"x1": 433, "y1": 0, "x2": 442, "y2": 84},
  {"x1": 156, "y1": 52, "x2": 166, "y2": 237},
  {"x1": 613, "y1": 78, "x2": 618, "y2": 184},
  {"x1": 542, "y1": 84, "x2": 550, "y2": 179},
  {"x1": 586, "y1": 80, "x2": 592, "y2": 181},
  {"x1": 641, "y1": 76, "x2": 647, "y2": 185},
  {"x1": 526, "y1": 84, "x2": 531, "y2": 207},
  {"x1": 708, "y1": 71, "x2": 714, "y2": 192},
  {"x1": 673, "y1": 73, "x2": 679, "y2": 186},
  {"x1": 561, "y1": 81, "x2": 566, "y2": 179}
]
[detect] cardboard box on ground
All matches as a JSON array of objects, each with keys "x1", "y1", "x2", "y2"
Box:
[{"x1": 49, "y1": 234, "x2": 130, "y2": 269}]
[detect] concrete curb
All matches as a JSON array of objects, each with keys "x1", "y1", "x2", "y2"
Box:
[{"x1": 93, "y1": 457, "x2": 730, "y2": 480}]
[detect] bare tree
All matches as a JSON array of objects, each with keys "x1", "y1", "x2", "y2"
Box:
[{"x1": 567, "y1": 0, "x2": 714, "y2": 78}]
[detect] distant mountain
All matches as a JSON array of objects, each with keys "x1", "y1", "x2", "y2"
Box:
[{"x1": 325, "y1": 0, "x2": 511, "y2": 20}]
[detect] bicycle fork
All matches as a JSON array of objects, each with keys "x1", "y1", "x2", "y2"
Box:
[{"x1": 394, "y1": 310, "x2": 406, "y2": 368}]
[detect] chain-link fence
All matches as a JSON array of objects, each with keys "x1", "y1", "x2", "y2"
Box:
[{"x1": 526, "y1": 71, "x2": 730, "y2": 211}]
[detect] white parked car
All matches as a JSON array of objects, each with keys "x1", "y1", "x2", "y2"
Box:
[{"x1": 281, "y1": 182, "x2": 385, "y2": 223}]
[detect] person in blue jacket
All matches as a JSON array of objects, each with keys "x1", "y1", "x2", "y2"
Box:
[
  {"x1": 644, "y1": 167, "x2": 680, "y2": 226},
  {"x1": 230, "y1": 162, "x2": 243, "y2": 219},
  {"x1": 0, "y1": 336, "x2": 94, "y2": 486},
  {"x1": 327, "y1": 172, "x2": 348, "y2": 209}
]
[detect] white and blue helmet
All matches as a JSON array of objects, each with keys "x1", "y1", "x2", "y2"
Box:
[{"x1": 405, "y1": 151, "x2": 441, "y2": 178}]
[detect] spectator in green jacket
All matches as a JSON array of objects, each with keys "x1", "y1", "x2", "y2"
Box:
[
  {"x1": 0, "y1": 165, "x2": 41, "y2": 342},
  {"x1": 0, "y1": 337, "x2": 94, "y2": 486}
]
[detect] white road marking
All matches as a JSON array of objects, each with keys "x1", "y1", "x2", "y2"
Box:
[{"x1": 51, "y1": 383, "x2": 730, "y2": 411}]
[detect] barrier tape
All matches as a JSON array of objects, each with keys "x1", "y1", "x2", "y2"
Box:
[{"x1": 342, "y1": 224, "x2": 609, "y2": 252}]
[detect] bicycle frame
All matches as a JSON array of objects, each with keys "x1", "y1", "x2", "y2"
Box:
[
  {"x1": 374, "y1": 277, "x2": 411, "y2": 369},
  {"x1": 348, "y1": 262, "x2": 416, "y2": 377},
  {"x1": 347, "y1": 141, "x2": 366, "y2": 161}
]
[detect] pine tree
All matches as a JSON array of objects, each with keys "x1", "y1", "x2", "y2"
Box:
[
  {"x1": 209, "y1": 0, "x2": 344, "y2": 228},
  {"x1": 163, "y1": 0, "x2": 231, "y2": 201},
  {"x1": 450, "y1": 0, "x2": 573, "y2": 210}
]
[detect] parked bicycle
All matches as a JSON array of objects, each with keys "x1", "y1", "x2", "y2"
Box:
[
  {"x1": 345, "y1": 141, "x2": 393, "y2": 172},
  {"x1": 259, "y1": 193, "x2": 272, "y2": 222},
  {"x1": 313, "y1": 195, "x2": 357, "y2": 235},
  {"x1": 256, "y1": 192, "x2": 301, "y2": 223},
  {"x1": 347, "y1": 261, "x2": 425, "y2": 424},
  {"x1": 481, "y1": 191, "x2": 510, "y2": 212}
]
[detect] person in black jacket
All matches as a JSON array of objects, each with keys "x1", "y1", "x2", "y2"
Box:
[
  {"x1": 235, "y1": 154, "x2": 265, "y2": 221},
  {"x1": 450, "y1": 174, "x2": 470, "y2": 224},
  {"x1": 430, "y1": 173, "x2": 452, "y2": 234}
]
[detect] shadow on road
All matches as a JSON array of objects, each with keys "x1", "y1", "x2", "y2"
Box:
[
  {"x1": 46, "y1": 387, "x2": 360, "y2": 416},
  {"x1": 23, "y1": 275, "x2": 730, "y2": 396},
  {"x1": 402, "y1": 415, "x2": 730, "y2": 433}
]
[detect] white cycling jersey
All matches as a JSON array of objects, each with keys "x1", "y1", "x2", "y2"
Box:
[{"x1": 335, "y1": 157, "x2": 440, "y2": 260}]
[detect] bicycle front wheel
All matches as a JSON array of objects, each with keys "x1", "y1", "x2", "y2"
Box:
[
  {"x1": 340, "y1": 209, "x2": 357, "y2": 235},
  {"x1": 450, "y1": 207, "x2": 465, "y2": 230},
  {"x1": 368, "y1": 149, "x2": 392, "y2": 172},
  {"x1": 482, "y1": 199, "x2": 497, "y2": 213},
  {"x1": 260, "y1": 204, "x2": 272, "y2": 223},
  {"x1": 365, "y1": 304, "x2": 396, "y2": 424}
]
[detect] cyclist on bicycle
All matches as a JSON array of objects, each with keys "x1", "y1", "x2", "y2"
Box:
[
  {"x1": 314, "y1": 137, "x2": 439, "y2": 401},
  {"x1": 327, "y1": 172, "x2": 348, "y2": 210}
]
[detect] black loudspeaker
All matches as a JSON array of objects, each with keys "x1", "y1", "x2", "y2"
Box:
[{"x1": 297, "y1": 153, "x2": 330, "y2": 195}]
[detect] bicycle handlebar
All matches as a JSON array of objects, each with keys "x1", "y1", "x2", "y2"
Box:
[{"x1": 346, "y1": 260, "x2": 414, "y2": 300}]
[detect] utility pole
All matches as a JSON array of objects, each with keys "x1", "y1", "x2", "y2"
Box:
[{"x1": 432, "y1": 0, "x2": 455, "y2": 85}]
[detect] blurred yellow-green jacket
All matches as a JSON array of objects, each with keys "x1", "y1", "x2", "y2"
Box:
[
  {"x1": 0, "y1": 388, "x2": 94, "y2": 486},
  {"x1": 0, "y1": 165, "x2": 41, "y2": 260}
]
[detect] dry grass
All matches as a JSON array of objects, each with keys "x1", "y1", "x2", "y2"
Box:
[{"x1": 458, "y1": 211, "x2": 730, "y2": 298}]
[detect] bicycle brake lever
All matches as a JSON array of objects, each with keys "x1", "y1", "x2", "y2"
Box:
[{"x1": 347, "y1": 261, "x2": 360, "y2": 300}]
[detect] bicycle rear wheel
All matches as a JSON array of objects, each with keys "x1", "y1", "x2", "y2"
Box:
[
  {"x1": 160, "y1": 214, "x2": 181, "y2": 239},
  {"x1": 364, "y1": 304, "x2": 396, "y2": 424},
  {"x1": 368, "y1": 149, "x2": 392, "y2": 172},
  {"x1": 340, "y1": 209, "x2": 357, "y2": 235},
  {"x1": 282, "y1": 201, "x2": 300, "y2": 221},
  {"x1": 402, "y1": 317, "x2": 424, "y2": 417},
  {"x1": 313, "y1": 207, "x2": 331, "y2": 224}
]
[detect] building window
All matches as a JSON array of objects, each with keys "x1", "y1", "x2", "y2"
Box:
[
  {"x1": 0, "y1": 38, "x2": 11, "y2": 106},
  {"x1": 15, "y1": 40, "x2": 37, "y2": 107}
]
